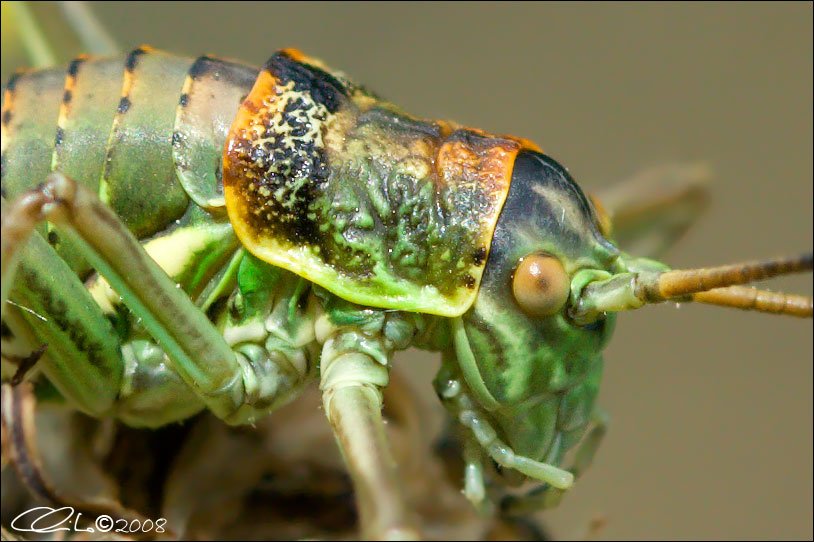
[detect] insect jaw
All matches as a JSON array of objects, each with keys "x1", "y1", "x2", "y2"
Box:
[{"x1": 569, "y1": 253, "x2": 814, "y2": 324}]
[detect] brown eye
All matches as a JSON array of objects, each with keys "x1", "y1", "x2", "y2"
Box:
[{"x1": 512, "y1": 253, "x2": 570, "y2": 317}]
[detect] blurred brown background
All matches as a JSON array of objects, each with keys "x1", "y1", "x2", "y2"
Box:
[{"x1": 3, "y1": 2, "x2": 811, "y2": 539}]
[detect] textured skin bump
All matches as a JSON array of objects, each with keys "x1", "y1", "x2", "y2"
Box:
[{"x1": 224, "y1": 50, "x2": 527, "y2": 316}]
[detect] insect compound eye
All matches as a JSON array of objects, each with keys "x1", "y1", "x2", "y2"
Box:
[{"x1": 511, "y1": 252, "x2": 571, "y2": 318}]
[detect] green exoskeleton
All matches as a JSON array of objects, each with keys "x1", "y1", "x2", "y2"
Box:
[{"x1": 1, "y1": 33, "x2": 812, "y2": 541}]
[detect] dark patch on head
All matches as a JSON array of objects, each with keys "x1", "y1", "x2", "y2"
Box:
[
  {"x1": 47, "y1": 231, "x2": 59, "y2": 245},
  {"x1": 473, "y1": 246, "x2": 487, "y2": 266},
  {"x1": 1, "y1": 320, "x2": 13, "y2": 339},
  {"x1": 125, "y1": 47, "x2": 148, "y2": 72},
  {"x1": 482, "y1": 150, "x2": 619, "y2": 299},
  {"x1": 117, "y1": 96, "x2": 132, "y2": 114},
  {"x1": 54, "y1": 127, "x2": 65, "y2": 147},
  {"x1": 462, "y1": 274, "x2": 476, "y2": 289},
  {"x1": 179, "y1": 93, "x2": 189, "y2": 107},
  {"x1": 266, "y1": 51, "x2": 349, "y2": 113},
  {"x1": 62, "y1": 89, "x2": 73, "y2": 104},
  {"x1": 172, "y1": 131, "x2": 182, "y2": 147},
  {"x1": 1, "y1": 109, "x2": 11, "y2": 126}
]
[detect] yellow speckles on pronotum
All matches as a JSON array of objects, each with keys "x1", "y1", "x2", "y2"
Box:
[{"x1": 246, "y1": 80, "x2": 330, "y2": 173}]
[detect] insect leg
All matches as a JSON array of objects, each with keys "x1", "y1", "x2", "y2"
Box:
[
  {"x1": 2, "y1": 195, "x2": 206, "y2": 424},
  {"x1": 500, "y1": 408, "x2": 610, "y2": 515},
  {"x1": 319, "y1": 326, "x2": 420, "y2": 540},
  {"x1": 1, "y1": 173, "x2": 251, "y2": 422},
  {"x1": 436, "y1": 375, "x2": 574, "y2": 492},
  {"x1": 462, "y1": 433, "x2": 489, "y2": 512},
  {"x1": 2, "y1": 194, "x2": 126, "y2": 414},
  {"x1": 593, "y1": 163, "x2": 711, "y2": 257}
]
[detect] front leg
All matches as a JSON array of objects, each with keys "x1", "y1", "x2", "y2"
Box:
[
  {"x1": 501, "y1": 407, "x2": 610, "y2": 515},
  {"x1": 317, "y1": 306, "x2": 421, "y2": 540},
  {"x1": 1, "y1": 173, "x2": 301, "y2": 424},
  {"x1": 434, "y1": 369, "x2": 573, "y2": 511}
]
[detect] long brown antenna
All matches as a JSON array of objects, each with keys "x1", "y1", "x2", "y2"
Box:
[
  {"x1": 571, "y1": 253, "x2": 813, "y2": 323},
  {"x1": 692, "y1": 286, "x2": 813, "y2": 318},
  {"x1": 636, "y1": 253, "x2": 813, "y2": 302}
]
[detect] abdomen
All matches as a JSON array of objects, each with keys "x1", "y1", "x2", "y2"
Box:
[{"x1": 1, "y1": 47, "x2": 258, "y2": 272}]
